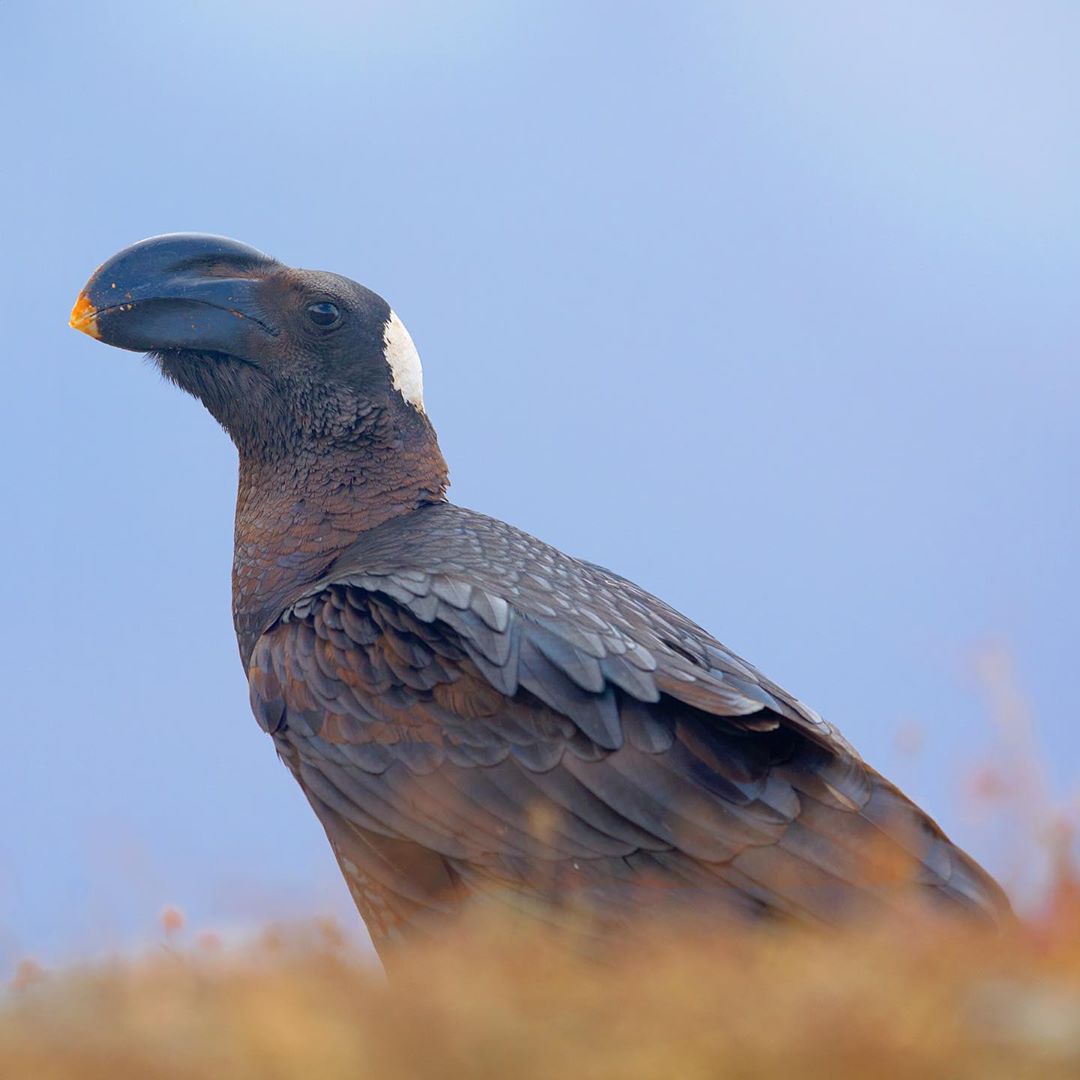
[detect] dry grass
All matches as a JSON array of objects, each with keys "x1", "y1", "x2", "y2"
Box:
[{"x1": 5, "y1": 892, "x2": 1080, "y2": 1080}]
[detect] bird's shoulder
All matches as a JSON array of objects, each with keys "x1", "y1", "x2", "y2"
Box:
[{"x1": 255, "y1": 502, "x2": 848, "y2": 754}]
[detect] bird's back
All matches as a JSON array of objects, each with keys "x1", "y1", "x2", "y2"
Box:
[{"x1": 247, "y1": 502, "x2": 1011, "y2": 954}]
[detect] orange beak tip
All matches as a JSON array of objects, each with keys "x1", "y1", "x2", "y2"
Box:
[{"x1": 69, "y1": 291, "x2": 102, "y2": 339}]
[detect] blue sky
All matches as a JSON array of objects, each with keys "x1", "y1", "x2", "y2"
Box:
[{"x1": 1, "y1": 2, "x2": 1076, "y2": 964}]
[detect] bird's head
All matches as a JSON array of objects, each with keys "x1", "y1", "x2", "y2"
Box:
[{"x1": 70, "y1": 234, "x2": 429, "y2": 463}]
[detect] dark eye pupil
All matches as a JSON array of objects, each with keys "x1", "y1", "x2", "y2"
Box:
[{"x1": 307, "y1": 301, "x2": 340, "y2": 327}]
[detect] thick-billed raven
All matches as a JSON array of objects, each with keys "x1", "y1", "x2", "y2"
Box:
[{"x1": 72, "y1": 234, "x2": 1010, "y2": 963}]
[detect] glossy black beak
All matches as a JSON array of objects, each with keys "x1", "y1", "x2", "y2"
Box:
[{"x1": 70, "y1": 233, "x2": 280, "y2": 354}]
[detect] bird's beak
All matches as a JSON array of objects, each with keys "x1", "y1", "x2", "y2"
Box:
[{"x1": 70, "y1": 233, "x2": 280, "y2": 354}]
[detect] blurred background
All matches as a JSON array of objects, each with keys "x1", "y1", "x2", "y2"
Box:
[{"x1": 0, "y1": 1, "x2": 1075, "y2": 967}]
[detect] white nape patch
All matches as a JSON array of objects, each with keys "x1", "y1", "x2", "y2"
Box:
[{"x1": 382, "y1": 310, "x2": 425, "y2": 412}]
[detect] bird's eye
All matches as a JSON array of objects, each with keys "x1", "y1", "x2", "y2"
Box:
[{"x1": 306, "y1": 301, "x2": 341, "y2": 328}]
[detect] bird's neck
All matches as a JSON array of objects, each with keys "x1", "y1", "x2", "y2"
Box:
[{"x1": 231, "y1": 412, "x2": 448, "y2": 662}]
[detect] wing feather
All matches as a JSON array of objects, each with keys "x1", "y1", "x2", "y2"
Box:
[{"x1": 248, "y1": 518, "x2": 1010, "y2": 947}]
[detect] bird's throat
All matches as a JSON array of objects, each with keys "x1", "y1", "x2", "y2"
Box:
[{"x1": 231, "y1": 426, "x2": 449, "y2": 663}]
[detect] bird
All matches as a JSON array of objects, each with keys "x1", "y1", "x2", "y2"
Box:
[{"x1": 70, "y1": 233, "x2": 1011, "y2": 962}]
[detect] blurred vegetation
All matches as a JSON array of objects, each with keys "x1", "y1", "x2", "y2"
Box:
[{"x1": 5, "y1": 894, "x2": 1080, "y2": 1080}]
